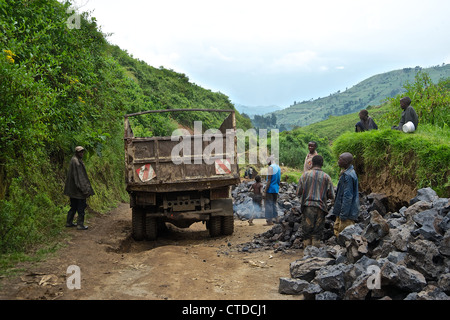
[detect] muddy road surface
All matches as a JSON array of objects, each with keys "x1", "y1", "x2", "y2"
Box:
[{"x1": 0, "y1": 203, "x2": 304, "y2": 300}]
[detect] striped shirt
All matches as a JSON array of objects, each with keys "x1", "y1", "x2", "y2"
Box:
[{"x1": 296, "y1": 168, "x2": 334, "y2": 213}]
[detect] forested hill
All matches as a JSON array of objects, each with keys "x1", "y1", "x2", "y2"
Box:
[
  {"x1": 273, "y1": 64, "x2": 450, "y2": 130},
  {"x1": 0, "y1": 0, "x2": 250, "y2": 255}
]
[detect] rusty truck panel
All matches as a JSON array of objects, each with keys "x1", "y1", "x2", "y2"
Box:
[{"x1": 124, "y1": 109, "x2": 240, "y2": 192}]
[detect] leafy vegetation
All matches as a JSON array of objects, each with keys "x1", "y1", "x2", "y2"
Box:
[
  {"x1": 0, "y1": 0, "x2": 129, "y2": 257},
  {"x1": 0, "y1": 0, "x2": 250, "y2": 262}
]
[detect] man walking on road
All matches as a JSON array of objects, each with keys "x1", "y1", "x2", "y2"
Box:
[
  {"x1": 296, "y1": 155, "x2": 334, "y2": 247},
  {"x1": 333, "y1": 152, "x2": 359, "y2": 236},
  {"x1": 264, "y1": 156, "x2": 281, "y2": 226},
  {"x1": 64, "y1": 146, "x2": 95, "y2": 230}
]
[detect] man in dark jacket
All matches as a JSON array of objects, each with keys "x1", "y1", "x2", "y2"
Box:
[
  {"x1": 64, "y1": 146, "x2": 95, "y2": 230},
  {"x1": 333, "y1": 152, "x2": 359, "y2": 237},
  {"x1": 355, "y1": 109, "x2": 378, "y2": 132},
  {"x1": 391, "y1": 96, "x2": 419, "y2": 132}
]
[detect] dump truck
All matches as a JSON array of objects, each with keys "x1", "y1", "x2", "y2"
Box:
[{"x1": 124, "y1": 109, "x2": 240, "y2": 240}]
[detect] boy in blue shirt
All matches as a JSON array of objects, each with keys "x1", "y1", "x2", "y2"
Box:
[{"x1": 263, "y1": 156, "x2": 281, "y2": 226}]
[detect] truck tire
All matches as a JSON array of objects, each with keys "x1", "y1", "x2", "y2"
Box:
[
  {"x1": 209, "y1": 216, "x2": 222, "y2": 237},
  {"x1": 132, "y1": 207, "x2": 146, "y2": 241},
  {"x1": 221, "y1": 216, "x2": 234, "y2": 235},
  {"x1": 145, "y1": 216, "x2": 158, "y2": 240}
]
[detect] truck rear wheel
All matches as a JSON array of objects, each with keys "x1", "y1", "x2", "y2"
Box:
[
  {"x1": 221, "y1": 216, "x2": 234, "y2": 235},
  {"x1": 209, "y1": 216, "x2": 222, "y2": 237},
  {"x1": 145, "y1": 216, "x2": 158, "y2": 240},
  {"x1": 132, "y1": 207, "x2": 146, "y2": 241}
]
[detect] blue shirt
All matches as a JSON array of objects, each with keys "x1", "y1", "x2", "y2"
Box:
[
  {"x1": 266, "y1": 163, "x2": 281, "y2": 194},
  {"x1": 333, "y1": 165, "x2": 359, "y2": 221}
]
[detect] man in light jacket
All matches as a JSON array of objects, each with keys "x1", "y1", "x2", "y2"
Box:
[
  {"x1": 64, "y1": 146, "x2": 95, "y2": 230},
  {"x1": 333, "y1": 152, "x2": 359, "y2": 236}
]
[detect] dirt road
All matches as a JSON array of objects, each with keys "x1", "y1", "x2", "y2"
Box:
[{"x1": 0, "y1": 203, "x2": 304, "y2": 300}]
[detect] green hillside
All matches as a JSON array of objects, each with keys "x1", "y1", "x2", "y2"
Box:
[
  {"x1": 278, "y1": 71, "x2": 449, "y2": 203},
  {"x1": 0, "y1": 0, "x2": 250, "y2": 258},
  {"x1": 274, "y1": 64, "x2": 450, "y2": 129}
]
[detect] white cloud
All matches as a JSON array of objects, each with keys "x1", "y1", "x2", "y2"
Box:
[
  {"x1": 271, "y1": 51, "x2": 319, "y2": 71},
  {"x1": 78, "y1": 0, "x2": 450, "y2": 106},
  {"x1": 206, "y1": 47, "x2": 234, "y2": 62}
]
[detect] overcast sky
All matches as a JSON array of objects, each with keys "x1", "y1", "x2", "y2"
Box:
[{"x1": 73, "y1": 0, "x2": 450, "y2": 108}]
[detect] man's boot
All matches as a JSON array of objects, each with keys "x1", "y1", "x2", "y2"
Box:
[
  {"x1": 77, "y1": 223, "x2": 88, "y2": 230},
  {"x1": 76, "y1": 200, "x2": 88, "y2": 230},
  {"x1": 77, "y1": 214, "x2": 88, "y2": 230},
  {"x1": 66, "y1": 209, "x2": 77, "y2": 227}
]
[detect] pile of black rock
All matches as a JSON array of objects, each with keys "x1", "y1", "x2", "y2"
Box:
[{"x1": 232, "y1": 182, "x2": 450, "y2": 300}]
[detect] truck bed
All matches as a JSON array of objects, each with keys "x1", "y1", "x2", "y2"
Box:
[{"x1": 124, "y1": 109, "x2": 240, "y2": 193}]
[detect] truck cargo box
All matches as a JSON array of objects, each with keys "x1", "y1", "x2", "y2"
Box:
[{"x1": 124, "y1": 109, "x2": 239, "y2": 240}]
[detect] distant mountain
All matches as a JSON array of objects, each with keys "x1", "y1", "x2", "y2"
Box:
[
  {"x1": 272, "y1": 64, "x2": 450, "y2": 130},
  {"x1": 234, "y1": 103, "x2": 283, "y2": 117}
]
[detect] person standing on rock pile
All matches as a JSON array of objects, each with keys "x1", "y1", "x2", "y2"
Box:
[
  {"x1": 64, "y1": 146, "x2": 95, "y2": 230},
  {"x1": 263, "y1": 156, "x2": 281, "y2": 226},
  {"x1": 296, "y1": 155, "x2": 335, "y2": 248},
  {"x1": 333, "y1": 152, "x2": 359, "y2": 237},
  {"x1": 303, "y1": 141, "x2": 318, "y2": 173}
]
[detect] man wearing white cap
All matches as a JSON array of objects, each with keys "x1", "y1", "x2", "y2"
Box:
[{"x1": 64, "y1": 146, "x2": 95, "y2": 230}]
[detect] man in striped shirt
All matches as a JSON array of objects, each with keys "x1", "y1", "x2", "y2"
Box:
[{"x1": 296, "y1": 155, "x2": 334, "y2": 248}]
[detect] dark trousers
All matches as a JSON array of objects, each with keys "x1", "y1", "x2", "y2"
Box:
[
  {"x1": 265, "y1": 193, "x2": 278, "y2": 221},
  {"x1": 67, "y1": 198, "x2": 87, "y2": 226},
  {"x1": 301, "y1": 206, "x2": 326, "y2": 240}
]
